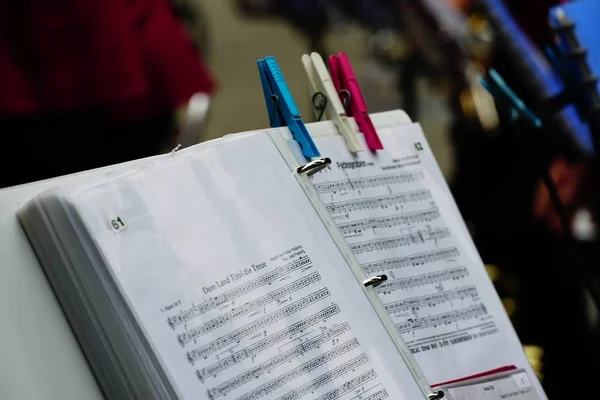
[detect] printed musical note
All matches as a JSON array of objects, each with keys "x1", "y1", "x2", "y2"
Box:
[
  {"x1": 375, "y1": 266, "x2": 469, "y2": 294},
  {"x1": 314, "y1": 171, "x2": 424, "y2": 194},
  {"x1": 168, "y1": 256, "x2": 312, "y2": 328},
  {"x1": 271, "y1": 354, "x2": 370, "y2": 400},
  {"x1": 314, "y1": 369, "x2": 378, "y2": 400},
  {"x1": 207, "y1": 336, "x2": 359, "y2": 399},
  {"x1": 309, "y1": 150, "x2": 503, "y2": 375},
  {"x1": 363, "y1": 247, "x2": 459, "y2": 275},
  {"x1": 358, "y1": 388, "x2": 389, "y2": 400},
  {"x1": 231, "y1": 351, "x2": 368, "y2": 400},
  {"x1": 180, "y1": 273, "x2": 321, "y2": 341},
  {"x1": 179, "y1": 288, "x2": 331, "y2": 347},
  {"x1": 196, "y1": 320, "x2": 349, "y2": 381},
  {"x1": 396, "y1": 304, "x2": 488, "y2": 333},
  {"x1": 326, "y1": 189, "x2": 432, "y2": 214},
  {"x1": 385, "y1": 285, "x2": 478, "y2": 313},
  {"x1": 338, "y1": 208, "x2": 441, "y2": 236},
  {"x1": 160, "y1": 238, "x2": 396, "y2": 399},
  {"x1": 350, "y1": 227, "x2": 450, "y2": 255}
]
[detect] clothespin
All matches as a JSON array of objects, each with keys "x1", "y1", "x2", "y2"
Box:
[
  {"x1": 301, "y1": 52, "x2": 363, "y2": 153},
  {"x1": 328, "y1": 52, "x2": 384, "y2": 151},
  {"x1": 258, "y1": 56, "x2": 321, "y2": 159},
  {"x1": 478, "y1": 69, "x2": 543, "y2": 129}
]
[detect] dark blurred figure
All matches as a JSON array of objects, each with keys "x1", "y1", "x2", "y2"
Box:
[
  {"x1": 0, "y1": 0, "x2": 216, "y2": 188},
  {"x1": 236, "y1": 0, "x2": 396, "y2": 55},
  {"x1": 449, "y1": 0, "x2": 600, "y2": 397}
]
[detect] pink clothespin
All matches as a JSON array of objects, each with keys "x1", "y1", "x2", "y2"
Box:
[{"x1": 328, "y1": 52, "x2": 384, "y2": 151}]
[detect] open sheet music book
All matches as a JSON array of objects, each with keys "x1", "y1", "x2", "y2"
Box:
[{"x1": 18, "y1": 111, "x2": 546, "y2": 400}]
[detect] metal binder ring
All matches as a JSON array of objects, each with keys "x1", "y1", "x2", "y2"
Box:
[
  {"x1": 428, "y1": 390, "x2": 445, "y2": 400},
  {"x1": 296, "y1": 157, "x2": 332, "y2": 176},
  {"x1": 362, "y1": 275, "x2": 387, "y2": 288}
]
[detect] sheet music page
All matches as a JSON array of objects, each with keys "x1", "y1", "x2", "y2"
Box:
[
  {"x1": 309, "y1": 123, "x2": 528, "y2": 385},
  {"x1": 64, "y1": 133, "x2": 425, "y2": 400}
]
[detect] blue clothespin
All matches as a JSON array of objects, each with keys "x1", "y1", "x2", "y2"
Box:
[
  {"x1": 258, "y1": 56, "x2": 321, "y2": 159},
  {"x1": 478, "y1": 69, "x2": 543, "y2": 129}
]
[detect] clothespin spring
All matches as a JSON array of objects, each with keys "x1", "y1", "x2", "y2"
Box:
[
  {"x1": 311, "y1": 89, "x2": 352, "y2": 122},
  {"x1": 311, "y1": 92, "x2": 328, "y2": 122},
  {"x1": 338, "y1": 89, "x2": 352, "y2": 113},
  {"x1": 268, "y1": 95, "x2": 279, "y2": 126}
]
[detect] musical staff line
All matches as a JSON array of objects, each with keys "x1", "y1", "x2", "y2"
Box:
[
  {"x1": 168, "y1": 256, "x2": 312, "y2": 328},
  {"x1": 338, "y1": 208, "x2": 441, "y2": 235},
  {"x1": 179, "y1": 287, "x2": 331, "y2": 348},
  {"x1": 232, "y1": 345, "x2": 365, "y2": 400},
  {"x1": 274, "y1": 354, "x2": 370, "y2": 400},
  {"x1": 200, "y1": 323, "x2": 348, "y2": 385},
  {"x1": 326, "y1": 189, "x2": 432, "y2": 214},
  {"x1": 385, "y1": 285, "x2": 478, "y2": 313},
  {"x1": 358, "y1": 388, "x2": 388, "y2": 400},
  {"x1": 192, "y1": 305, "x2": 341, "y2": 369},
  {"x1": 314, "y1": 172, "x2": 424, "y2": 194},
  {"x1": 351, "y1": 228, "x2": 451, "y2": 255},
  {"x1": 397, "y1": 304, "x2": 488, "y2": 333},
  {"x1": 181, "y1": 272, "x2": 321, "y2": 341},
  {"x1": 376, "y1": 266, "x2": 469, "y2": 294},
  {"x1": 315, "y1": 369, "x2": 378, "y2": 400},
  {"x1": 207, "y1": 334, "x2": 356, "y2": 399},
  {"x1": 363, "y1": 247, "x2": 459, "y2": 275}
]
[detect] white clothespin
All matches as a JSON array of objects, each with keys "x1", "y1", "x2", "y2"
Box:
[{"x1": 301, "y1": 52, "x2": 363, "y2": 153}]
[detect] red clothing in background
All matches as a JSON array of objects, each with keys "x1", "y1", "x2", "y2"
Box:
[{"x1": 0, "y1": 0, "x2": 216, "y2": 119}]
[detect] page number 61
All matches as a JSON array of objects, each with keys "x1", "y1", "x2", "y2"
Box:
[{"x1": 109, "y1": 216, "x2": 127, "y2": 233}]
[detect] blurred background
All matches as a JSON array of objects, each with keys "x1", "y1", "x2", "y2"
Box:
[
  {"x1": 199, "y1": 1, "x2": 453, "y2": 173},
  {"x1": 3, "y1": 0, "x2": 600, "y2": 397}
]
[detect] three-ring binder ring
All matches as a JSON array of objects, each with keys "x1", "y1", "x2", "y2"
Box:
[
  {"x1": 296, "y1": 157, "x2": 332, "y2": 176},
  {"x1": 428, "y1": 390, "x2": 445, "y2": 400},
  {"x1": 362, "y1": 274, "x2": 387, "y2": 288}
]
